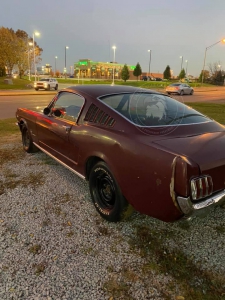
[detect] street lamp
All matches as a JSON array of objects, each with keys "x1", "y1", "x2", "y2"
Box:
[
  {"x1": 202, "y1": 39, "x2": 225, "y2": 84},
  {"x1": 55, "y1": 56, "x2": 58, "y2": 76},
  {"x1": 180, "y1": 56, "x2": 183, "y2": 72},
  {"x1": 148, "y1": 49, "x2": 151, "y2": 77},
  {"x1": 112, "y1": 45, "x2": 116, "y2": 86},
  {"x1": 28, "y1": 42, "x2": 33, "y2": 81},
  {"x1": 65, "y1": 46, "x2": 69, "y2": 77},
  {"x1": 185, "y1": 60, "x2": 188, "y2": 75},
  {"x1": 33, "y1": 31, "x2": 40, "y2": 82}
]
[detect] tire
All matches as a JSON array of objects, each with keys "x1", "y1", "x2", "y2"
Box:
[
  {"x1": 35, "y1": 88, "x2": 39, "y2": 91},
  {"x1": 167, "y1": 92, "x2": 171, "y2": 95},
  {"x1": 46, "y1": 85, "x2": 50, "y2": 91},
  {"x1": 21, "y1": 125, "x2": 39, "y2": 153},
  {"x1": 190, "y1": 89, "x2": 194, "y2": 95},
  {"x1": 55, "y1": 84, "x2": 58, "y2": 91},
  {"x1": 180, "y1": 90, "x2": 184, "y2": 96},
  {"x1": 89, "y1": 162, "x2": 133, "y2": 222}
]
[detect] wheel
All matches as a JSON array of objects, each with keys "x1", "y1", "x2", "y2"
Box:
[
  {"x1": 89, "y1": 162, "x2": 133, "y2": 222},
  {"x1": 21, "y1": 125, "x2": 39, "y2": 153},
  {"x1": 167, "y1": 92, "x2": 171, "y2": 95},
  {"x1": 46, "y1": 85, "x2": 50, "y2": 91},
  {"x1": 190, "y1": 89, "x2": 194, "y2": 95},
  {"x1": 35, "y1": 88, "x2": 39, "y2": 91},
  {"x1": 55, "y1": 84, "x2": 58, "y2": 90},
  {"x1": 180, "y1": 90, "x2": 184, "y2": 96}
]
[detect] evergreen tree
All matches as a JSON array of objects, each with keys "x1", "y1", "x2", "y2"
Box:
[
  {"x1": 178, "y1": 68, "x2": 186, "y2": 80},
  {"x1": 121, "y1": 64, "x2": 130, "y2": 82},
  {"x1": 163, "y1": 65, "x2": 171, "y2": 79},
  {"x1": 133, "y1": 62, "x2": 142, "y2": 80}
]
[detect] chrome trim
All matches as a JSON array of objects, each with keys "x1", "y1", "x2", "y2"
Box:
[
  {"x1": 177, "y1": 189, "x2": 225, "y2": 217},
  {"x1": 33, "y1": 142, "x2": 85, "y2": 180}
]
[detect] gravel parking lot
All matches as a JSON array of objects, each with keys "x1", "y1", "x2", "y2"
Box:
[{"x1": 1, "y1": 137, "x2": 225, "y2": 300}]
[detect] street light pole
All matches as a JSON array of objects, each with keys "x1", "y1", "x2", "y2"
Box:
[
  {"x1": 185, "y1": 60, "x2": 188, "y2": 75},
  {"x1": 180, "y1": 56, "x2": 183, "y2": 72},
  {"x1": 112, "y1": 45, "x2": 116, "y2": 86},
  {"x1": 201, "y1": 39, "x2": 225, "y2": 84},
  {"x1": 55, "y1": 56, "x2": 57, "y2": 76},
  {"x1": 33, "y1": 31, "x2": 40, "y2": 82},
  {"x1": 148, "y1": 50, "x2": 151, "y2": 77},
  {"x1": 28, "y1": 42, "x2": 33, "y2": 81},
  {"x1": 65, "y1": 46, "x2": 69, "y2": 78}
]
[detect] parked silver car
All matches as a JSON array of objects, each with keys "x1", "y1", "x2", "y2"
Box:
[{"x1": 166, "y1": 83, "x2": 194, "y2": 95}]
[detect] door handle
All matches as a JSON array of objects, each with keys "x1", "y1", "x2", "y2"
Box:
[{"x1": 62, "y1": 125, "x2": 71, "y2": 133}]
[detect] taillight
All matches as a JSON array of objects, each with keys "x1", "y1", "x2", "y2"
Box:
[
  {"x1": 190, "y1": 176, "x2": 213, "y2": 201},
  {"x1": 175, "y1": 87, "x2": 179, "y2": 90}
]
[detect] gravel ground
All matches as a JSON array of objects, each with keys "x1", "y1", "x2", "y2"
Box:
[{"x1": 1, "y1": 139, "x2": 225, "y2": 300}]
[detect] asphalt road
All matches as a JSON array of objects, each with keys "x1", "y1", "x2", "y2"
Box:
[{"x1": 1, "y1": 88, "x2": 225, "y2": 119}]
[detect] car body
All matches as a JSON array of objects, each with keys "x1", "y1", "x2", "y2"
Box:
[
  {"x1": 34, "y1": 78, "x2": 58, "y2": 91},
  {"x1": 166, "y1": 83, "x2": 194, "y2": 95},
  {"x1": 16, "y1": 85, "x2": 225, "y2": 223},
  {"x1": 141, "y1": 75, "x2": 149, "y2": 81}
]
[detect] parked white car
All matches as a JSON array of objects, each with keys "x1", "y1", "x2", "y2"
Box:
[{"x1": 34, "y1": 78, "x2": 58, "y2": 91}]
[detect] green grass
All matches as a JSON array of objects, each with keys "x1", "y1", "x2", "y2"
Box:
[
  {"x1": 0, "y1": 77, "x2": 32, "y2": 90},
  {"x1": 0, "y1": 118, "x2": 19, "y2": 137},
  {"x1": 0, "y1": 76, "x2": 212, "y2": 90},
  {"x1": 185, "y1": 102, "x2": 225, "y2": 124}
]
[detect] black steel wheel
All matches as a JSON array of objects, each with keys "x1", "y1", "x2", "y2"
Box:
[
  {"x1": 21, "y1": 125, "x2": 39, "y2": 153},
  {"x1": 89, "y1": 162, "x2": 133, "y2": 222}
]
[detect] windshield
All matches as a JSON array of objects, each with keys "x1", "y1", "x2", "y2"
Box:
[
  {"x1": 99, "y1": 93, "x2": 211, "y2": 127},
  {"x1": 40, "y1": 78, "x2": 50, "y2": 81}
]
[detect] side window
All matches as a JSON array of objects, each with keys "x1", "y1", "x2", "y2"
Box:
[{"x1": 52, "y1": 92, "x2": 85, "y2": 122}]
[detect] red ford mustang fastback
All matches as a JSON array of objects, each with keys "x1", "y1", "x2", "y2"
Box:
[{"x1": 16, "y1": 85, "x2": 225, "y2": 222}]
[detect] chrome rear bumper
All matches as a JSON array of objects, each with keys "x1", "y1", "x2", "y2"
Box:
[{"x1": 177, "y1": 189, "x2": 225, "y2": 218}]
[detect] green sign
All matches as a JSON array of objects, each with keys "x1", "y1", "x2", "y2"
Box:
[
  {"x1": 79, "y1": 61, "x2": 88, "y2": 66},
  {"x1": 130, "y1": 66, "x2": 135, "y2": 70}
]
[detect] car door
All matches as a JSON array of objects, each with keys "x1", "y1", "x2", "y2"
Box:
[
  {"x1": 36, "y1": 91, "x2": 85, "y2": 167},
  {"x1": 183, "y1": 84, "x2": 190, "y2": 94}
]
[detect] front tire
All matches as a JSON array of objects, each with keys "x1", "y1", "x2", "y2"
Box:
[
  {"x1": 190, "y1": 90, "x2": 194, "y2": 95},
  {"x1": 55, "y1": 84, "x2": 58, "y2": 90},
  {"x1": 21, "y1": 125, "x2": 39, "y2": 153},
  {"x1": 89, "y1": 162, "x2": 133, "y2": 222}
]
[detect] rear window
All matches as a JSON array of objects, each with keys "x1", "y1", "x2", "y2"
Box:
[{"x1": 99, "y1": 93, "x2": 211, "y2": 127}]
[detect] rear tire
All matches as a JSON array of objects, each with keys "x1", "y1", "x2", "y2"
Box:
[
  {"x1": 35, "y1": 88, "x2": 39, "y2": 91},
  {"x1": 180, "y1": 90, "x2": 184, "y2": 96},
  {"x1": 89, "y1": 162, "x2": 133, "y2": 222},
  {"x1": 21, "y1": 125, "x2": 39, "y2": 153},
  {"x1": 46, "y1": 85, "x2": 50, "y2": 91},
  {"x1": 55, "y1": 84, "x2": 58, "y2": 90}
]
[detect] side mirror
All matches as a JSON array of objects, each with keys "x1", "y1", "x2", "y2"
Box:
[
  {"x1": 43, "y1": 107, "x2": 50, "y2": 115},
  {"x1": 54, "y1": 109, "x2": 62, "y2": 117}
]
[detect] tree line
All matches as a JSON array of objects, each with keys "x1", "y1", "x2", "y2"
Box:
[{"x1": 0, "y1": 27, "x2": 42, "y2": 78}]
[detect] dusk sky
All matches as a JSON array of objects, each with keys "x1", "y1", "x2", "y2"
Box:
[{"x1": 1, "y1": 0, "x2": 225, "y2": 77}]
